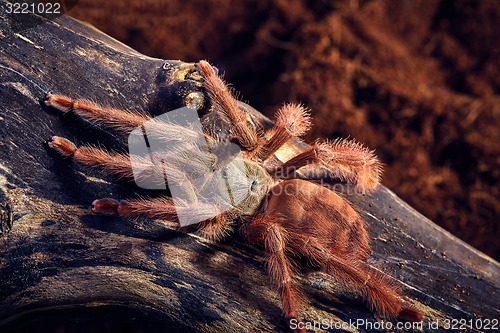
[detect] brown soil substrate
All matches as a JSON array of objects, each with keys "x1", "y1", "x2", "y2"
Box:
[{"x1": 69, "y1": 0, "x2": 499, "y2": 259}]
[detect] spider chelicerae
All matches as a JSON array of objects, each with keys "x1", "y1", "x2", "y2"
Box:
[{"x1": 44, "y1": 60, "x2": 422, "y2": 332}]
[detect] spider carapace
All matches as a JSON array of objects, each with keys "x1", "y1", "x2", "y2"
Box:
[{"x1": 44, "y1": 60, "x2": 422, "y2": 332}]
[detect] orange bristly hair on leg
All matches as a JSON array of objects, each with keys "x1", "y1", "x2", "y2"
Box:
[
  {"x1": 48, "y1": 137, "x2": 160, "y2": 181},
  {"x1": 245, "y1": 214, "x2": 303, "y2": 325},
  {"x1": 317, "y1": 138, "x2": 383, "y2": 193},
  {"x1": 305, "y1": 240, "x2": 414, "y2": 320},
  {"x1": 45, "y1": 93, "x2": 149, "y2": 133},
  {"x1": 92, "y1": 198, "x2": 120, "y2": 216},
  {"x1": 48, "y1": 136, "x2": 77, "y2": 157},
  {"x1": 115, "y1": 197, "x2": 179, "y2": 220},
  {"x1": 93, "y1": 197, "x2": 179, "y2": 221},
  {"x1": 196, "y1": 60, "x2": 259, "y2": 150},
  {"x1": 72, "y1": 146, "x2": 135, "y2": 179},
  {"x1": 198, "y1": 212, "x2": 235, "y2": 241},
  {"x1": 256, "y1": 103, "x2": 312, "y2": 161}
]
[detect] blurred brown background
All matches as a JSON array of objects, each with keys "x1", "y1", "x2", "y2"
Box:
[{"x1": 67, "y1": 0, "x2": 499, "y2": 260}]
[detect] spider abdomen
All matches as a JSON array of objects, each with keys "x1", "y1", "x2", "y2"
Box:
[{"x1": 266, "y1": 179, "x2": 370, "y2": 259}]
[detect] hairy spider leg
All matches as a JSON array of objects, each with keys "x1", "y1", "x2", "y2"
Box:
[
  {"x1": 253, "y1": 103, "x2": 312, "y2": 162},
  {"x1": 302, "y1": 238, "x2": 422, "y2": 322},
  {"x1": 243, "y1": 214, "x2": 305, "y2": 333},
  {"x1": 93, "y1": 197, "x2": 234, "y2": 241},
  {"x1": 270, "y1": 139, "x2": 382, "y2": 194},
  {"x1": 315, "y1": 139, "x2": 383, "y2": 193},
  {"x1": 196, "y1": 60, "x2": 259, "y2": 150},
  {"x1": 44, "y1": 93, "x2": 150, "y2": 133},
  {"x1": 44, "y1": 93, "x2": 214, "y2": 149},
  {"x1": 48, "y1": 136, "x2": 136, "y2": 178},
  {"x1": 197, "y1": 211, "x2": 235, "y2": 241},
  {"x1": 92, "y1": 197, "x2": 178, "y2": 220},
  {"x1": 94, "y1": 197, "x2": 176, "y2": 219},
  {"x1": 47, "y1": 136, "x2": 188, "y2": 186},
  {"x1": 95, "y1": 197, "x2": 236, "y2": 240},
  {"x1": 305, "y1": 238, "x2": 400, "y2": 314},
  {"x1": 49, "y1": 133, "x2": 214, "y2": 195}
]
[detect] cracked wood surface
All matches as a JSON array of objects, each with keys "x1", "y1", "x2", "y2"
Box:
[{"x1": 0, "y1": 5, "x2": 498, "y2": 333}]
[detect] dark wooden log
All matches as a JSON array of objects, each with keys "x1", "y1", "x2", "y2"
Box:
[{"x1": 0, "y1": 5, "x2": 498, "y2": 333}]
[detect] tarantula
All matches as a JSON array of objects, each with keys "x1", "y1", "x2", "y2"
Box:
[{"x1": 44, "y1": 60, "x2": 422, "y2": 331}]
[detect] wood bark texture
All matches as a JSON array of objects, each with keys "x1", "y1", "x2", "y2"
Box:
[{"x1": 0, "y1": 5, "x2": 498, "y2": 333}]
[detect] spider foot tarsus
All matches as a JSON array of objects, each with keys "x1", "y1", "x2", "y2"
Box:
[
  {"x1": 43, "y1": 93, "x2": 74, "y2": 113},
  {"x1": 47, "y1": 136, "x2": 77, "y2": 158},
  {"x1": 92, "y1": 198, "x2": 120, "y2": 216}
]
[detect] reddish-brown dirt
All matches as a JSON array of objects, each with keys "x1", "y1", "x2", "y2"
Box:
[{"x1": 68, "y1": 0, "x2": 499, "y2": 259}]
